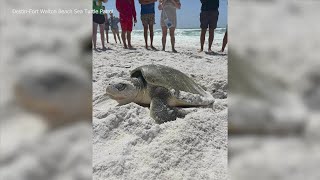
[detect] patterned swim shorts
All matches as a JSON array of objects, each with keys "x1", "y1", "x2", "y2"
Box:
[{"x1": 141, "y1": 14, "x2": 155, "y2": 26}]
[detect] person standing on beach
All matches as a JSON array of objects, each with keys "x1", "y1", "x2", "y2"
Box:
[
  {"x1": 109, "y1": 12, "x2": 122, "y2": 44},
  {"x1": 116, "y1": 0, "x2": 137, "y2": 49},
  {"x1": 93, "y1": 0, "x2": 108, "y2": 51},
  {"x1": 159, "y1": 0, "x2": 181, "y2": 53},
  {"x1": 199, "y1": 0, "x2": 219, "y2": 53},
  {"x1": 139, "y1": 0, "x2": 157, "y2": 50}
]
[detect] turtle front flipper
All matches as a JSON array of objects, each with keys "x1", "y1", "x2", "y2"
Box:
[
  {"x1": 150, "y1": 97, "x2": 181, "y2": 123},
  {"x1": 150, "y1": 86, "x2": 181, "y2": 123}
]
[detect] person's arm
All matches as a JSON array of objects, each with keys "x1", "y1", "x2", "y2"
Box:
[
  {"x1": 139, "y1": 0, "x2": 157, "y2": 5},
  {"x1": 158, "y1": 0, "x2": 164, "y2": 10},
  {"x1": 171, "y1": 0, "x2": 181, "y2": 9},
  {"x1": 132, "y1": 0, "x2": 137, "y2": 22}
]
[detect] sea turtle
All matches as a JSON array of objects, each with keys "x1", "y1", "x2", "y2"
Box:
[{"x1": 106, "y1": 64, "x2": 214, "y2": 123}]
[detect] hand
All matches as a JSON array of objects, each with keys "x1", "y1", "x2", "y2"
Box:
[{"x1": 172, "y1": 0, "x2": 181, "y2": 9}]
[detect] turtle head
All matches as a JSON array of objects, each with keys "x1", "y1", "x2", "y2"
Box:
[{"x1": 106, "y1": 78, "x2": 141, "y2": 105}]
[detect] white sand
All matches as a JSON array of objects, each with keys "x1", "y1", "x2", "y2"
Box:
[
  {"x1": 1, "y1": 0, "x2": 228, "y2": 179},
  {"x1": 229, "y1": 0, "x2": 320, "y2": 179},
  {"x1": 93, "y1": 35, "x2": 228, "y2": 179},
  {"x1": 0, "y1": 1, "x2": 92, "y2": 179}
]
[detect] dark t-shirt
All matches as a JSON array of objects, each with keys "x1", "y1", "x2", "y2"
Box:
[{"x1": 201, "y1": 0, "x2": 219, "y2": 11}]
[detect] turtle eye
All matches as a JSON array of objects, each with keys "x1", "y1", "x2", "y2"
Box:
[{"x1": 116, "y1": 83, "x2": 126, "y2": 91}]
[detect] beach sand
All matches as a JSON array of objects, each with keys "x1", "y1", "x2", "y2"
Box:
[
  {"x1": 0, "y1": 1, "x2": 93, "y2": 179},
  {"x1": 229, "y1": 1, "x2": 320, "y2": 179},
  {"x1": 1, "y1": 0, "x2": 228, "y2": 179},
  {"x1": 93, "y1": 33, "x2": 228, "y2": 179}
]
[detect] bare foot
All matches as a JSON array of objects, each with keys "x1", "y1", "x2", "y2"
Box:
[
  {"x1": 145, "y1": 45, "x2": 149, "y2": 49},
  {"x1": 172, "y1": 48, "x2": 178, "y2": 53},
  {"x1": 198, "y1": 49, "x2": 204, "y2": 53},
  {"x1": 151, "y1": 46, "x2": 157, "y2": 50},
  {"x1": 102, "y1": 47, "x2": 108, "y2": 51},
  {"x1": 208, "y1": 49, "x2": 214, "y2": 54},
  {"x1": 124, "y1": 45, "x2": 128, "y2": 49},
  {"x1": 162, "y1": 48, "x2": 165, "y2": 51}
]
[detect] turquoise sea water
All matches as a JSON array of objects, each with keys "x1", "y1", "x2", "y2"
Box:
[
  {"x1": 98, "y1": 28, "x2": 227, "y2": 47},
  {"x1": 131, "y1": 28, "x2": 226, "y2": 41}
]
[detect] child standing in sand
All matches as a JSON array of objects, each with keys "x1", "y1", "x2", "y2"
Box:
[
  {"x1": 159, "y1": 0, "x2": 181, "y2": 53},
  {"x1": 116, "y1": 0, "x2": 137, "y2": 49},
  {"x1": 109, "y1": 12, "x2": 122, "y2": 44},
  {"x1": 93, "y1": 0, "x2": 108, "y2": 51},
  {"x1": 199, "y1": 0, "x2": 219, "y2": 53}
]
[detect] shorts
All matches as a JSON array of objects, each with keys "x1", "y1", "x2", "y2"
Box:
[
  {"x1": 93, "y1": 14, "x2": 105, "y2": 24},
  {"x1": 120, "y1": 17, "x2": 133, "y2": 31},
  {"x1": 141, "y1": 14, "x2": 155, "y2": 26},
  {"x1": 200, "y1": 10, "x2": 219, "y2": 30}
]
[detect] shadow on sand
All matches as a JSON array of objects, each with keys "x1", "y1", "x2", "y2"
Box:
[
  {"x1": 94, "y1": 47, "x2": 113, "y2": 52},
  {"x1": 205, "y1": 51, "x2": 228, "y2": 56}
]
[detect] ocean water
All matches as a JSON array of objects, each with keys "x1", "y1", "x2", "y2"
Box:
[
  {"x1": 131, "y1": 28, "x2": 226, "y2": 41},
  {"x1": 134, "y1": 28, "x2": 226, "y2": 47},
  {"x1": 99, "y1": 28, "x2": 226, "y2": 48}
]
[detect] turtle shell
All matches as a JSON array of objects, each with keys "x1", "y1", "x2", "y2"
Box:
[{"x1": 131, "y1": 64, "x2": 214, "y2": 105}]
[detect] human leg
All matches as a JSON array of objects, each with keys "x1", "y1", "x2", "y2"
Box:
[
  {"x1": 99, "y1": 24, "x2": 106, "y2": 50},
  {"x1": 92, "y1": 22, "x2": 98, "y2": 50},
  {"x1": 208, "y1": 28, "x2": 214, "y2": 52},
  {"x1": 161, "y1": 26, "x2": 167, "y2": 51},
  {"x1": 143, "y1": 25, "x2": 149, "y2": 49},
  {"x1": 121, "y1": 30, "x2": 127, "y2": 48},
  {"x1": 221, "y1": 30, "x2": 228, "y2": 52},
  {"x1": 127, "y1": 31, "x2": 133, "y2": 48},
  {"x1": 116, "y1": 30, "x2": 121, "y2": 44},
  {"x1": 112, "y1": 29, "x2": 117, "y2": 43},
  {"x1": 169, "y1": 27, "x2": 177, "y2": 53},
  {"x1": 150, "y1": 23, "x2": 155, "y2": 49}
]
